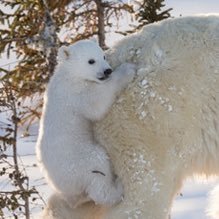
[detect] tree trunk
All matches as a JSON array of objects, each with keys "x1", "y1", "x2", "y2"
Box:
[{"x1": 94, "y1": 0, "x2": 107, "y2": 49}]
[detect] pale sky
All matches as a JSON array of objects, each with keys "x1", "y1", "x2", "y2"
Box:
[{"x1": 166, "y1": 0, "x2": 219, "y2": 16}]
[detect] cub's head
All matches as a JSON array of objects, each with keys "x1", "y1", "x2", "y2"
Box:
[{"x1": 58, "y1": 40, "x2": 112, "y2": 83}]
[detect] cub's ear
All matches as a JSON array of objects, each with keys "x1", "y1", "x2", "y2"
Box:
[{"x1": 58, "y1": 45, "x2": 70, "y2": 62}]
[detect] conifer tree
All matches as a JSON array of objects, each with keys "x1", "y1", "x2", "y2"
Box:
[
  {"x1": 137, "y1": 0, "x2": 172, "y2": 25},
  {"x1": 120, "y1": 0, "x2": 172, "y2": 35}
]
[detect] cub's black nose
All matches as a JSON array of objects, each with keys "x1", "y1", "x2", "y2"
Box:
[{"x1": 104, "y1": 68, "x2": 112, "y2": 76}]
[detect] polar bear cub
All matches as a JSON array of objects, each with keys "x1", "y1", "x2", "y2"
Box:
[{"x1": 36, "y1": 40, "x2": 136, "y2": 208}]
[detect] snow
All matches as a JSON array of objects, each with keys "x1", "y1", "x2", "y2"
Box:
[
  {"x1": 0, "y1": 122, "x2": 52, "y2": 218},
  {"x1": 141, "y1": 79, "x2": 148, "y2": 87},
  {"x1": 172, "y1": 178, "x2": 219, "y2": 219}
]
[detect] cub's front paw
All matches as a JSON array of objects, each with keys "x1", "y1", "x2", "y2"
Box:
[
  {"x1": 117, "y1": 63, "x2": 136, "y2": 75},
  {"x1": 116, "y1": 63, "x2": 137, "y2": 84}
]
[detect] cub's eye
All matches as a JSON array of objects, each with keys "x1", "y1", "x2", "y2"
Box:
[
  {"x1": 104, "y1": 56, "x2": 106, "y2": 60},
  {"x1": 88, "y1": 59, "x2": 95, "y2": 64}
]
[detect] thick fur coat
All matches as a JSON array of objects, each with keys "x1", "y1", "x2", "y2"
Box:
[
  {"x1": 42, "y1": 15, "x2": 219, "y2": 219},
  {"x1": 36, "y1": 40, "x2": 135, "y2": 209}
]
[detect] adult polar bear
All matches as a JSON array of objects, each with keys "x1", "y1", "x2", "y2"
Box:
[{"x1": 42, "y1": 15, "x2": 219, "y2": 219}]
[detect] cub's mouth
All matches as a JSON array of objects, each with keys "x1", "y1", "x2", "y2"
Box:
[
  {"x1": 97, "y1": 75, "x2": 110, "y2": 81},
  {"x1": 97, "y1": 68, "x2": 112, "y2": 81}
]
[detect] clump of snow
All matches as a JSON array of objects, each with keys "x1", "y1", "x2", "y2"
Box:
[
  {"x1": 126, "y1": 208, "x2": 143, "y2": 219},
  {"x1": 137, "y1": 67, "x2": 152, "y2": 76},
  {"x1": 141, "y1": 79, "x2": 148, "y2": 87},
  {"x1": 140, "y1": 111, "x2": 147, "y2": 118},
  {"x1": 134, "y1": 76, "x2": 175, "y2": 121},
  {"x1": 168, "y1": 105, "x2": 173, "y2": 112}
]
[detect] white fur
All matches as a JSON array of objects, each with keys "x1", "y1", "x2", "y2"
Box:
[
  {"x1": 36, "y1": 40, "x2": 136, "y2": 208},
  {"x1": 208, "y1": 184, "x2": 219, "y2": 218},
  {"x1": 42, "y1": 15, "x2": 219, "y2": 219}
]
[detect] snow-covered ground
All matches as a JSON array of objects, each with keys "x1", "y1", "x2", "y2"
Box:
[{"x1": 172, "y1": 178, "x2": 218, "y2": 219}]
